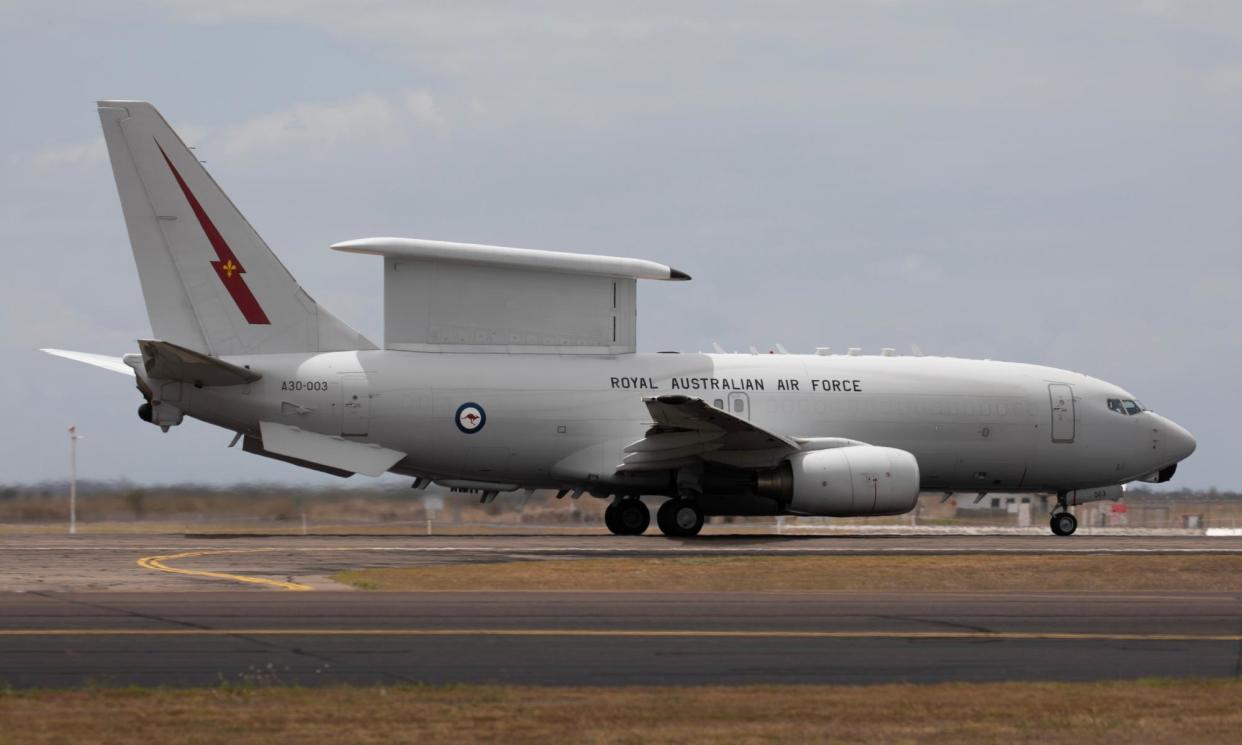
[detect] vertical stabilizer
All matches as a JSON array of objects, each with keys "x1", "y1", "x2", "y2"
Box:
[{"x1": 96, "y1": 100, "x2": 375, "y2": 356}]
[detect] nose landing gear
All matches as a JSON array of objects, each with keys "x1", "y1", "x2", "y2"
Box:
[{"x1": 1049, "y1": 491, "x2": 1078, "y2": 536}]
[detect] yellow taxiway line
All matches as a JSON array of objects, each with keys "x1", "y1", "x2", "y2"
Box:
[
  {"x1": 136, "y1": 550, "x2": 313, "y2": 591},
  {"x1": 1, "y1": 629, "x2": 1240, "y2": 641}
]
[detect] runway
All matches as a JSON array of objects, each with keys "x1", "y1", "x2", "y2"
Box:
[
  {"x1": 2, "y1": 533, "x2": 1240, "y2": 687},
  {"x1": 2, "y1": 590, "x2": 1240, "y2": 687},
  {"x1": 4, "y1": 532, "x2": 1242, "y2": 593}
]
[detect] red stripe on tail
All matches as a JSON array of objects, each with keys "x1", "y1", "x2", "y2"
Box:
[{"x1": 158, "y1": 143, "x2": 270, "y2": 325}]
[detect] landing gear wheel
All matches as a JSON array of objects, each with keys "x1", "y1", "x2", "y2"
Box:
[
  {"x1": 1050, "y1": 512, "x2": 1078, "y2": 536},
  {"x1": 604, "y1": 503, "x2": 623, "y2": 535},
  {"x1": 657, "y1": 500, "x2": 676, "y2": 536},
  {"x1": 615, "y1": 499, "x2": 650, "y2": 535},
  {"x1": 658, "y1": 498, "x2": 704, "y2": 538}
]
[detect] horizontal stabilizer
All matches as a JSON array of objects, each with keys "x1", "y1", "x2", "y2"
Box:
[
  {"x1": 258, "y1": 421, "x2": 406, "y2": 477},
  {"x1": 41, "y1": 348, "x2": 133, "y2": 376},
  {"x1": 138, "y1": 339, "x2": 261, "y2": 386}
]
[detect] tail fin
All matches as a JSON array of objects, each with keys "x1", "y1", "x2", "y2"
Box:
[{"x1": 96, "y1": 101, "x2": 375, "y2": 356}]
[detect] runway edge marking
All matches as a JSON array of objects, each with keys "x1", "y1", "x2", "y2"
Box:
[{"x1": 136, "y1": 549, "x2": 312, "y2": 591}]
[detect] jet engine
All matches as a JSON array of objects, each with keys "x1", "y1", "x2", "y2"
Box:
[{"x1": 755, "y1": 446, "x2": 921, "y2": 516}]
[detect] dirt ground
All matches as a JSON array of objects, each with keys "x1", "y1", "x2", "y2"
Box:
[
  {"x1": 335, "y1": 554, "x2": 1242, "y2": 592},
  {"x1": 2, "y1": 680, "x2": 1240, "y2": 745}
]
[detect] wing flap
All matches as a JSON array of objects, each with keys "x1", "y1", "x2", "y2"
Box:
[{"x1": 620, "y1": 395, "x2": 800, "y2": 471}]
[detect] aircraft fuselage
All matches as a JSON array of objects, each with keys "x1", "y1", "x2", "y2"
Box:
[{"x1": 167, "y1": 350, "x2": 1193, "y2": 498}]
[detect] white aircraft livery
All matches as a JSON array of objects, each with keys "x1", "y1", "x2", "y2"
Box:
[{"x1": 45, "y1": 101, "x2": 1196, "y2": 538}]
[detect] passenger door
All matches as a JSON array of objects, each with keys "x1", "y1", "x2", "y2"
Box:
[{"x1": 1048, "y1": 383, "x2": 1075, "y2": 443}]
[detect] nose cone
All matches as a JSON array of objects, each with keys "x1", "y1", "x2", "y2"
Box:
[{"x1": 1165, "y1": 419, "x2": 1197, "y2": 462}]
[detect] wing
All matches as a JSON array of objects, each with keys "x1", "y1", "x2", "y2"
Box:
[
  {"x1": 620, "y1": 395, "x2": 801, "y2": 471},
  {"x1": 258, "y1": 421, "x2": 406, "y2": 478}
]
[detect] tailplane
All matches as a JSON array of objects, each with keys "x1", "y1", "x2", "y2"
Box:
[{"x1": 96, "y1": 100, "x2": 375, "y2": 356}]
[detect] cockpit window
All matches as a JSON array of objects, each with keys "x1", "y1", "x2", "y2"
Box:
[{"x1": 1107, "y1": 398, "x2": 1144, "y2": 415}]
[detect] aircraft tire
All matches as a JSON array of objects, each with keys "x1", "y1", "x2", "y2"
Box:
[
  {"x1": 604, "y1": 503, "x2": 623, "y2": 535},
  {"x1": 1050, "y1": 512, "x2": 1077, "y2": 536},
  {"x1": 656, "y1": 500, "x2": 677, "y2": 536},
  {"x1": 659, "y1": 498, "x2": 704, "y2": 538},
  {"x1": 616, "y1": 499, "x2": 650, "y2": 535}
]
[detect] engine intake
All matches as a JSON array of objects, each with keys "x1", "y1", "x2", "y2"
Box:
[{"x1": 756, "y1": 446, "x2": 921, "y2": 516}]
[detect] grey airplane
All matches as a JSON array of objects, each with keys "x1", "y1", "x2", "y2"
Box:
[{"x1": 45, "y1": 101, "x2": 1196, "y2": 538}]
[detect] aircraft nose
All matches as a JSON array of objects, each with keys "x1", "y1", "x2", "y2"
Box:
[{"x1": 1165, "y1": 419, "x2": 1197, "y2": 462}]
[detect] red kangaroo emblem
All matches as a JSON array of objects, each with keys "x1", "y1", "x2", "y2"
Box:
[{"x1": 463, "y1": 413, "x2": 480, "y2": 424}]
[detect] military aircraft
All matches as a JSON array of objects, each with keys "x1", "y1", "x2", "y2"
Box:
[{"x1": 44, "y1": 101, "x2": 1196, "y2": 538}]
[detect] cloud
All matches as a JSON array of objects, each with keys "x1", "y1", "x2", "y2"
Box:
[
  {"x1": 29, "y1": 136, "x2": 106, "y2": 167},
  {"x1": 868, "y1": 253, "x2": 944, "y2": 285},
  {"x1": 1202, "y1": 65, "x2": 1242, "y2": 94},
  {"x1": 214, "y1": 90, "x2": 442, "y2": 155},
  {"x1": 20, "y1": 90, "x2": 441, "y2": 169}
]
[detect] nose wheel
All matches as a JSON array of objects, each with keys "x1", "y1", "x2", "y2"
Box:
[
  {"x1": 1049, "y1": 491, "x2": 1078, "y2": 536},
  {"x1": 1050, "y1": 511, "x2": 1078, "y2": 536}
]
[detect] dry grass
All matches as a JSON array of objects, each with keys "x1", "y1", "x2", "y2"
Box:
[
  {"x1": 1, "y1": 680, "x2": 1240, "y2": 744},
  {"x1": 334, "y1": 554, "x2": 1242, "y2": 592}
]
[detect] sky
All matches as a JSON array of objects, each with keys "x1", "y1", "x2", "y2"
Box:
[{"x1": 1, "y1": 0, "x2": 1239, "y2": 488}]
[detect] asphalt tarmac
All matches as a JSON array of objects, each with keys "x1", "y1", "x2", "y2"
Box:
[
  {"x1": 4, "y1": 532, "x2": 1242, "y2": 592},
  {"x1": 1, "y1": 532, "x2": 1240, "y2": 687},
  {"x1": 2, "y1": 590, "x2": 1240, "y2": 687}
]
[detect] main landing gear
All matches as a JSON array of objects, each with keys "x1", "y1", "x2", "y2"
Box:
[
  {"x1": 1049, "y1": 491, "x2": 1078, "y2": 536},
  {"x1": 657, "y1": 498, "x2": 704, "y2": 538},
  {"x1": 604, "y1": 497, "x2": 706, "y2": 538},
  {"x1": 604, "y1": 498, "x2": 650, "y2": 536}
]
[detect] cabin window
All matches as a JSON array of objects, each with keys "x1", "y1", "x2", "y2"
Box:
[{"x1": 713, "y1": 399, "x2": 724, "y2": 409}]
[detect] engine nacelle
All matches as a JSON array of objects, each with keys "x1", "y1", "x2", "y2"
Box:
[{"x1": 756, "y1": 446, "x2": 921, "y2": 517}]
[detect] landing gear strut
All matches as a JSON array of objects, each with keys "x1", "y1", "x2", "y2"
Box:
[
  {"x1": 657, "y1": 498, "x2": 704, "y2": 538},
  {"x1": 604, "y1": 499, "x2": 650, "y2": 536},
  {"x1": 1049, "y1": 491, "x2": 1078, "y2": 536}
]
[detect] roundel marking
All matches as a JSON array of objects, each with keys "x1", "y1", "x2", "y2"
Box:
[{"x1": 455, "y1": 402, "x2": 487, "y2": 434}]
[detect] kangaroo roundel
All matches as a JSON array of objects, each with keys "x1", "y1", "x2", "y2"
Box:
[{"x1": 455, "y1": 402, "x2": 486, "y2": 434}]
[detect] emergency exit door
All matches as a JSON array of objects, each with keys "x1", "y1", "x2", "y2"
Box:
[
  {"x1": 341, "y1": 373, "x2": 370, "y2": 436},
  {"x1": 1048, "y1": 383, "x2": 1075, "y2": 443},
  {"x1": 727, "y1": 391, "x2": 751, "y2": 420}
]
